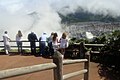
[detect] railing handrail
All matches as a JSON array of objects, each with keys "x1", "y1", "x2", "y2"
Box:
[
  {"x1": 0, "y1": 40, "x2": 39, "y2": 42},
  {"x1": 0, "y1": 63, "x2": 56, "y2": 79},
  {"x1": 0, "y1": 40, "x2": 39, "y2": 49},
  {"x1": 74, "y1": 43, "x2": 104, "y2": 47},
  {"x1": 63, "y1": 69, "x2": 88, "y2": 80},
  {"x1": 0, "y1": 41, "x2": 104, "y2": 49},
  {"x1": 63, "y1": 59, "x2": 88, "y2": 65}
]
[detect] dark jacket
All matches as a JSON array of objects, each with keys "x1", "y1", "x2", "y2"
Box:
[{"x1": 28, "y1": 32, "x2": 38, "y2": 42}]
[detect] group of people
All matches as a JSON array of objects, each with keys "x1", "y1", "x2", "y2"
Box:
[
  {"x1": 2, "y1": 30, "x2": 69, "y2": 57},
  {"x1": 47, "y1": 32, "x2": 69, "y2": 56},
  {"x1": 3, "y1": 30, "x2": 23, "y2": 55}
]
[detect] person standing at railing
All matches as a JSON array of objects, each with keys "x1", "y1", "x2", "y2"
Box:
[
  {"x1": 52, "y1": 32, "x2": 59, "y2": 53},
  {"x1": 48, "y1": 32, "x2": 54, "y2": 56},
  {"x1": 59, "y1": 32, "x2": 69, "y2": 57},
  {"x1": 3, "y1": 31, "x2": 11, "y2": 55},
  {"x1": 28, "y1": 32, "x2": 38, "y2": 55},
  {"x1": 39, "y1": 32, "x2": 48, "y2": 56},
  {"x1": 16, "y1": 30, "x2": 23, "y2": 55}
]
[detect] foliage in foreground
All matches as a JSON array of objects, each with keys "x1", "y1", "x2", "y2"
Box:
[{"x1": 69, "y1": 30, "x2": 120, "y2": 66}]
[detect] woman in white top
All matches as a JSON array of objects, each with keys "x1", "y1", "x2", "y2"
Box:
[
  {"x1": 16, "y1": 30, "x2": 23, "y2": 54},
  {"x1": 52, "y1": 33, "x2": 59, "y2": 52},
  {"x1": 59, "y1": 32, "x2": 68, "y2": 56}
]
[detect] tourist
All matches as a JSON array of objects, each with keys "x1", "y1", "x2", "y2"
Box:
[
  {"x1": 16, "y1": 30, "x2": 23, "y2": 55},
  {"x1": 28, "y1": 32, "x2": 38, "y2": 55},
  {"x1": 3, "y1": 31, "x2": 11, "y2": 55},
  {"x1": 59, "y1": 32, "x2": 68, "y2": 57},
  {"x1": 52, "y1": 32, "x2": 59, "y2": 52},
  {"x1": 39, "y1": 32, "x2": 48, "y2": 56},
  {"x1": 48, "y1": 32, "x2": 54, "y2": 56}
]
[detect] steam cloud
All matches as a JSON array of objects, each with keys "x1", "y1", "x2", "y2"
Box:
[{"x1": 0, "y1": 0, "x2": 120, "y2": 40}]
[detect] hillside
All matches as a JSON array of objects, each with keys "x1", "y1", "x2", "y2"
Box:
[{"x1": 59, "y1": 11, "x2": 120, "y2": 23}]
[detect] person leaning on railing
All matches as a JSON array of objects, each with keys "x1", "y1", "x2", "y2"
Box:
[
  {"x1": 16, "y1": 30, "x2": 23, "y2": 55},
  {"x1": 39, "y1": 32, "x2": 48, "y2": 56},
  {"x1": 28, "y1": 32, "x2": 38, "y2": 55},
  {"x1": 48, "y1": 32, "x2": 54, "y2": 56}
]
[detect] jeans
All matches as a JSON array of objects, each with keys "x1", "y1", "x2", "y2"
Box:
[
  {"x1": 48, "y1": 42, "x2": 54, "y2": 56},
  {"x1": 30, "y1": 41, "x2": 36, "y2": 54},
  {"x1": 40, "y1": 41, "x2": 46, "y2": 55},
  {"x1": 17, "y1": 41, "x2": 22, "y2": 53}
]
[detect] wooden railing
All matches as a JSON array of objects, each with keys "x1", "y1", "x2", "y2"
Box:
[
  {"x1": 0, "y1": 41, "x2": 103, "y2": 60},
  {"x1": 85, "y1": 43, "x2": 104, "y2": 53},
  {"x1": 0, "y1": 40, "x2": 39, "y2": 49},
  {"x1": 0, "y1": 40, "x2": 40, "y2": 54},
  {"x1": 0, "y1": 40, "x2": 104, "y2": 52},
  {"x1": 0, "y1": 51, "x2": 90, "y2": 80},
  {"x1": 74, "y1": 42, "x2": 104, "y2": 54}
]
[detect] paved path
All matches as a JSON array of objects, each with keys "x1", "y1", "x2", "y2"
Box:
[{"x1": 0, "y1": 55, "x2": 101, "y2": 80}]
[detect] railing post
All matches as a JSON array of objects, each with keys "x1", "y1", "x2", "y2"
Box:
[
  {"x1": 84, "y1": 51, "x2": 90, "y2": 80},
  {"x1": 53, "y1": 51, "x2": 63, "y2": 80},
  {"x1": 79, "y1": 42, "x2": 85, "y2": 58}
]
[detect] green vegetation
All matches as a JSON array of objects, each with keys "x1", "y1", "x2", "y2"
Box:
[
  {"x1": 69, "y1": 37, "x2": 90, "y2": 45},
  {"x1": 99, "y1": 30, "x2": 120, "y2": 66},
  {"x1": 69, "y1": 30, "x2": 120, "y2": 79},
  {"x1": 69, "y1": 30, "x2": 120, "y2": 64}
]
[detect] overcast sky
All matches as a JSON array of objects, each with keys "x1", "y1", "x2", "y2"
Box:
[{"x1": 0, "y1": 0, "x2": 120, "y2": 40}]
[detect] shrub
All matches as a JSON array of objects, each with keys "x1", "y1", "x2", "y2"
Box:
[{"x1": 100, "y1": 30, "x2": 120, "y2": 67}]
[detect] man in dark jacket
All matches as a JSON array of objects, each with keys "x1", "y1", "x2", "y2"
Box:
[{"x1": 28, "y1": 32, "x2": 38, "y2": 55}]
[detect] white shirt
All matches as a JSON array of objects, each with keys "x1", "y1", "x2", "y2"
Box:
[
  {"x1": 60, "y1": 38, "x2": 68, "y2": 48},
  {"x1": 40, "y1": 33, "x2": 47, "y2": 41},
  {"x1": 16, "y1": 35, "x2": 22, "y2": 41},
  {"x1": 3, "y1": 34, "x2": 10, "y2": 45},
  {"x1": 52, "y1": 38, "x2": 59, "y2": 51}
]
